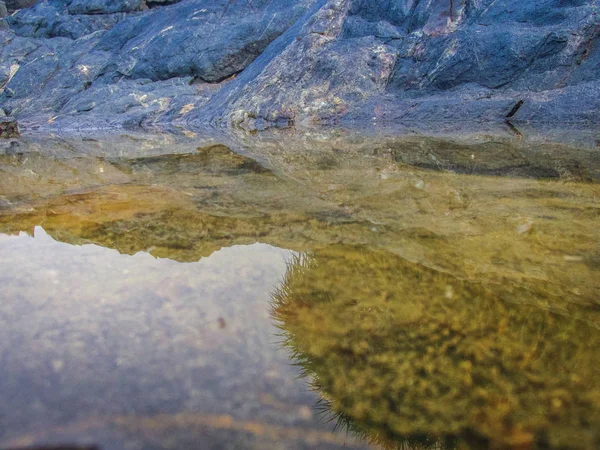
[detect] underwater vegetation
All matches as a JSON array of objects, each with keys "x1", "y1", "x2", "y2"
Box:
[{"x1": 271, "y1": 245, "x2": 600, "y2": 450}]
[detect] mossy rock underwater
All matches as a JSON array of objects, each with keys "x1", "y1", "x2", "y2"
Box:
[{"x1": 271, "y1": 245, "x2": 600, "y2": 450}]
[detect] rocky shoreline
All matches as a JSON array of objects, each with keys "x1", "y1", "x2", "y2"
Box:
[{"x1": 0, "y1": 0, "x2": 599, "y2": 133}]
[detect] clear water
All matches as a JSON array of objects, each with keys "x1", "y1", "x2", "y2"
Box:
[{"x1": 0, "y1": 132, "x2": 598, "y2": 450}]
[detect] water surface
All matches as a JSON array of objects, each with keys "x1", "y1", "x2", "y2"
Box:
[{"x1": 0, "y1": 131, "x2": 599, "y2": 450}]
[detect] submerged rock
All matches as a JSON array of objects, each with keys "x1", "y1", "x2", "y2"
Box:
[
  {"x1": 0, "y1": 133, "x2": 598, "y2": 448},
  {"x1": 272, "y1": 245, "x2": 600, "y2": 450}
]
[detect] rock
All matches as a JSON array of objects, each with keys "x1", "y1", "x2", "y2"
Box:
[
  {"x1": 54, "y1": 76, "x2": 199, "y2": 130},
  {"x1": 95, "y1": 0, "x2": 317, "y2": 82},
  {"x1": 272, "y1": 244, "x2": 600, "y2": 450},
  {"x1": 515, "y1": 219, "x2": 535, "y2": 235},
  {"x1": 6, "y1": 2, "x2": 128, "y2": 39},
  {"x1": 190, "y1": 0, "x2": 600, "y2": 128},
  {"x1": 0, "y1": 0, "x2": 598, "y2": 130},
  {"x1": 0, "y1": 1, "x2": 8, "y2": 17},
  {"x1": 67, "y1": 0, "x2": 146, "y2": 15},
  {"x1": 0, "y1": 0, "x2": 321, "y2": 129},
  {"x1": 3, "y1": 0, "x2": 38, "y2": 13},
  {"x1": 144, "y1": 0, "x2": 178, "y2": 5},
  {"x1": 0, "y1": 117, "x2": 19, "y2": 137}
]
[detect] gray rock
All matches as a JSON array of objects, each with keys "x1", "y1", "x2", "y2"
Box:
[
  {"x1": 0, "y1": 32, "x2": 116, "y2": 120},
  {"x1": 96, "y1": 0, "x2": 317, "y2": 82},
  {"x1": 0, "y1": 0, "x2": 598, "y2": 131},
  {"x1": 54, "y1": 76, "x2": 199, "y2": 130},
  {"x1": 7, "y1": 1, "x2": 129, "y2": 39},
  {"x1": 67, "y1": 0, "x2": 146, "y2": 15},
  {"x1": 4, "y1": 0, "x2": 38, "y2": 12},
  {"x1": 513, "y1": 81, "x2": 600, "y2": 123},
  {"x1": 145, "y1": 0, "x2": 179, "y2": 5},
  {"x1": 0, "y1": 0, "x2": 320, "y2": 129},
  {"x1": 0, "y1": 1, "x2": 8, "y2": 17},
  {"x1": 187, "y1": 0, "x2": 599, "y2": 129}
]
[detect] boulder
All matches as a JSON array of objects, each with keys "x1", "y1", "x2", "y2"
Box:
[{"x1": 0, "y1": 1, "x2": 8, "y2": 17}]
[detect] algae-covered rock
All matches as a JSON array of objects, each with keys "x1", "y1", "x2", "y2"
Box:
[{"x1": 272, "y1": 245, "x2": 600, "y2": 450}]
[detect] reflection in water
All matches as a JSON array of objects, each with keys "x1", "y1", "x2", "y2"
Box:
[
  {"x1": 0, "y1": 229, "x2": 369, "y2": 449},
  {"x1": 0, "y1": 132, "x2": 599, "y2": 449},
  {"x1": 272, "y1": 246, "x2": 600, "y2": 450}
]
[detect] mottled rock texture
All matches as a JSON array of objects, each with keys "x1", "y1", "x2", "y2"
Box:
[
  {"x1": 0, "y1": 0, "x2": 598, "y2": 131},
  {"x1": 4, "y1": 0, "x2": 38, "y2": 12},
  {"x1": 201, "y1": 0, "x2": 600, "y2": 129},
  {"x1": 0, "y1": 116, "x2": 19, "y2": 136}
]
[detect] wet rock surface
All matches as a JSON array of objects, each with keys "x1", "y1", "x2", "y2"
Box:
[{"x1": 0, "y1": 0, "x2": 597, "y2": 131}]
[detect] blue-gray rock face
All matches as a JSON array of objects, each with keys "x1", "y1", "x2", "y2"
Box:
[
  {"x1": 96, "y1": 0, "x2": 315, "y2": 82},
  {"x1": 68, "y1": 0, "x2": 145, "y2": 15},
  {"x1": 194, "y1": 0, "x2": 600, "y2": 129},
  {"x1": 3, "y1": 0, "x2": 38, "y2": 12},
  {"x1": 0, "y1": 0, "x2": 598, "y2": 130},
  {"x1": 6, "y1": 1, "x2": 131, "y2": 39},
  {"x1": 0, "y1": 0, "x2": 318, "y2": 128}
]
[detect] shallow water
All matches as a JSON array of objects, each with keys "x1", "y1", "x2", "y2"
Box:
[{"x1": 0, "y1": 131, "x2": 599, "y2": 450}]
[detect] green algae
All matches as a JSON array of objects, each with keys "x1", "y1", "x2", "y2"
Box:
[{"x1": 271, "y1": 246, "x2": 600, "y2": 450}]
